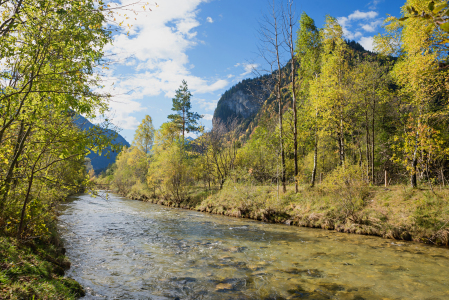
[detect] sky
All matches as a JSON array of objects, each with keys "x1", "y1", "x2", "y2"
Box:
[{"x1": 101, "y1": 0, "x2": 406, "y2": 143}]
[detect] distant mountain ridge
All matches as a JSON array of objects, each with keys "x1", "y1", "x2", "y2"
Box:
[
  {"x1": 73, "y1": 115, "x2": 130, "y2": 173},
  {"x1": 212, "y1": 40, "x2": 371, "y2": 138}
]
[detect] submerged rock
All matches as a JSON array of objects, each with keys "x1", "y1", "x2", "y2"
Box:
[{"x1": 215, "y1": 283, "x2": 233, "y2": 291}]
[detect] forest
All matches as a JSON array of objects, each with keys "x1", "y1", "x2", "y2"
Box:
[
  {"x1": 0, "y1": 0, "x2": 448, "y2": 298},
  {"x1": 97, "y1": 0, "x2": 449, "y2": 246},
  {"x1": 0, "y1": 0, "x2": 140, "y2": 297}
]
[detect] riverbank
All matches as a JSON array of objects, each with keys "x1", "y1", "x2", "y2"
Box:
[
  {"x1": 120, "y1": 183, "x2": 449, "y2": 247},
  {"x1": 0, "y1": 231, "x2": 84, "y2": 299}
]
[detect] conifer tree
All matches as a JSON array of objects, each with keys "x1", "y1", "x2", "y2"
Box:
[{"x1": 168, "y1": 80, "x2": 203, "y2": 141}]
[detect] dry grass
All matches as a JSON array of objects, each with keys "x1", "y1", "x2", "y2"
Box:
[{"x1": 112, "y1": 179, "x2": 449, "y2": 246}]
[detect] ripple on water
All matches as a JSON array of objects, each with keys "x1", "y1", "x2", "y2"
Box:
[{"x1": 60, "y1": 193, "x2": 449, "y2": 300}]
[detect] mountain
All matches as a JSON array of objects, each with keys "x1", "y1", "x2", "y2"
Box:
[
  {"x1": 213, "y1": 75, "x2": 272, "y2": 127},
  {"x1": 73, "y1": 115, "x2": 130, "y2": 173},
  {"x1": 212, "y1": 40, "x2": 372, "y2": 138}
]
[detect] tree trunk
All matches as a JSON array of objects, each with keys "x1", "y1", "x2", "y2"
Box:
[
  {"x1": 365, "y1": 103, "x2": 371, "y2": 184},
  {"x1": 18, "y1": 172, "x2": 35, "y2": 237},
  {"x1": 311, "y1": 128, "x2": 318, "y2": 187},
  {"x1": 182, "y1": 109, "x2": 185, "y2": 141},
  {"x1": 411, "y1": 130, "x2": 419, "y2": 188},
  {"x1": 274, "y1": 9, "x2": 286, "y2": 193},
  {"x1": 279, "y1": 86, "x2": 286, "y2": 193},
  {"x1": 371, "y1": 95, "x2": 376, "y2": 184},
  {"x1": 287, "y1": 9, "x2": 298, "y2": 193},
  {"x1": 411, "y1": 154, "x2": 418, "y2": 188},
  {"x1": 292, "y1": 67, "x2": 298, "y2": 193},
  {"x1": 311, "y1": 110, "x2": 318, "y2": 187}
]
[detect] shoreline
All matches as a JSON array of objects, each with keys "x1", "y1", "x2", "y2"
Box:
[{"x1": 117, "y1": 185, "x2": 449, "y2": 248}]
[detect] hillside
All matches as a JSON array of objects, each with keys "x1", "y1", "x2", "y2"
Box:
[
  {"x1": 213, "y1": 74, "x2": 272, "y2": 127},
  {"x1": 212, "y1": 40, "x2": 372, "y2": 138},
  {"x1": 73, "y1": 115, "x2": 130, "y2": 173}
]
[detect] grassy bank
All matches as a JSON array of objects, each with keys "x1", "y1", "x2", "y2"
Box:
[
  {"x1": 0, "y1": 232, "x2": 84, "y2": 300},
  {"x1": 120, "y1": 182, "x2": 449, "y2": 247}
]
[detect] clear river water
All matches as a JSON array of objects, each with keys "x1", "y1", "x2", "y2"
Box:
[{"x1": 58, "y1": 192, "x2": 449, "y2": 299}]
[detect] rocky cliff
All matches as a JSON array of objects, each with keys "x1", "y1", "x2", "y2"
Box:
[
  {"x1": 212, "y1": 40, "x2": 371, "y2": 137},
  {"x1": 213, "y1": 75, "x2": 272, "y2": 127}
]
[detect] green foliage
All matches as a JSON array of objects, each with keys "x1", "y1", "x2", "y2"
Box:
[
  {"x1": 111, "y1": 146, "x2": 148, "y2": 197},
  {"x1": 148, "y1": 134, "x2": 192, "y2": 203},
  {"x1": 237, "y1": 123, "x2": 279, "y2": 183},
  {"x1": 167, "y1": 80, "x2": 203, "y2": 139},
  {"x1": 0, "y1": 0, "x2": 121, "y2": 238}
]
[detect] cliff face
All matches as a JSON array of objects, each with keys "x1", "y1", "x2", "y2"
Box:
[
  {"x1": 212, "y1": 40, "x2": 371, "y2": 137},
  {"x1": 73, "y1": 115, "x2": 130, "y2": 173},
  {"x1": 220, "y1": 90, "x2": 260, "y2": 119},
  {"x1": 213, "y1": 75, "x2": 271, "y2": 128}
]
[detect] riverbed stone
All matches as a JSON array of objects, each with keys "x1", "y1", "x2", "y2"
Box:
[{"x1": 215, "y1": 283, "x2": 232, "y2": 291}]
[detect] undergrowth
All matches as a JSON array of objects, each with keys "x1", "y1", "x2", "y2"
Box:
[{"x1": 0, "y1": 227, "x2": 84, "y2": 300}]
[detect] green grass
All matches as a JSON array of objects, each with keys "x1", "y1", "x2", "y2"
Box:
[{"x1": 0, "y1": 235, "x2": 84, "y2": 300}]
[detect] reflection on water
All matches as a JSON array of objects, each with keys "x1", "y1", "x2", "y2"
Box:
[{"x1": 59, "y1": 193, "x2": 449, "y2": 299}]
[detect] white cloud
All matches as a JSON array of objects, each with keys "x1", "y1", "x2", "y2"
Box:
[
  {"x1": 368, "y1": 0, "x2": 382, "y2": 10},
  {"x1": 193, "y1": 98, "x2": 219, "y2": 111},
  {"x1": 206, "y1": 17, "x2": 213, "y2": 23},
  {"x1": 102, "y1": 0, "x2": 229, "y2": 129},
  {"x1": 348, "y1": 10, "x2": 378, "y2": 20},
  {"x1": 361, "y1": 20, "x2": 383, "y2": 32},
  {"x1": 359, "y1": 36, "x2": 375, "y2": 52},
  {"x1": 337, "y1": 10, "x2": 384, "y2": 52},
  {"x1": 203, "y1": 114, "x2": 213, "y2": 121},
  {"x1": 240, "y1": 63, "x2": 258, "y2": 76},
  {"x1": 337, "y1": 10, "x2": 379, "y2": 40}
]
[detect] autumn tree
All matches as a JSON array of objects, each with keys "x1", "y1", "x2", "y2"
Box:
[
  {"x1": 349, "y1": 58, "x2": 391, "y2": 184},
  {"x1": 375, "y1": 0, "x2": 449, "y2": 187},
  {"x1": 133, "y1": 115, "x2": 155, "y2": 154},
  {"x1": 0, "y1": 0, "x2": 148, "y2": 237},
  {"x1": 296, "y1": 12, "x2": 322, "y2": 187},
  {"x1": 314, "y1": 16, "x2": 354, "y2": 168}
]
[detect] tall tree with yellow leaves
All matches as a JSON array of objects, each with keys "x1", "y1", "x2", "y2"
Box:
[
  {"x1": 313, "y1": 16, "x2": 354, "y2": 168},
  {"x1": 375, "y1": 0, "x2": 449, "y2": 187}
]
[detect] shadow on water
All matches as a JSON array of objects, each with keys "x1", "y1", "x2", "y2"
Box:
[{"x1": 59, "y1": 193, "x2": 449, "y2": 300}]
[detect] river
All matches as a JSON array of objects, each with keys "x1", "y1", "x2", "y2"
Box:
[{"x1": 58, "y1": 192, "x2": 449, "y2": 299}]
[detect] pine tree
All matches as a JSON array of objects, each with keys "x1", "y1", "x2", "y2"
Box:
[{"x1": 168, "y1": 80, "x2": 203, "y2": 141}]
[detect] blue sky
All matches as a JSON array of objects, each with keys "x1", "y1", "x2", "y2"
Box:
[{"x1": 102, "y1": 0, "x2": 405, "y2": 143}]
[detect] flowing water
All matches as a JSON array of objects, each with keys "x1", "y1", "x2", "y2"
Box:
[{"x1": 59, "y1": 193, "x2": 449, "y2": 299}]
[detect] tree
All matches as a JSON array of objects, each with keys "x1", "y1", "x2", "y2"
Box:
[
  {"x1": 258, "y1": 0, "x2": 287, "y2": 193},
  {"x1": 296, "y1": 12, "x2": 322, "y2": 187},
  {"x1": 315, "y1": 16, "x2": 354, "y2": 168},
  {"x1": 349, "y1": 58, "x2": 391, "y2": 184},
  {"x1": 147, "y1": 122, "x2": 191, "y2": 203},
  {"x1": 0, "y1": 0, "x2": 135, "y2": 238},
  {"x1": 399, "y1": 0, "x2": 449, "y2": 34},
  {"x1": 168, "y1": 80, "x2": 203, "y2": 140},
  {"x1": 375, "y1": 0, "x2": 449, "y2": 187},
  {"x1": 282, "y1": 0, "x2": 299, "y2": 192},
  {"x1": 133, "y1": 115, "x2": 155, "y2": 154}
]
